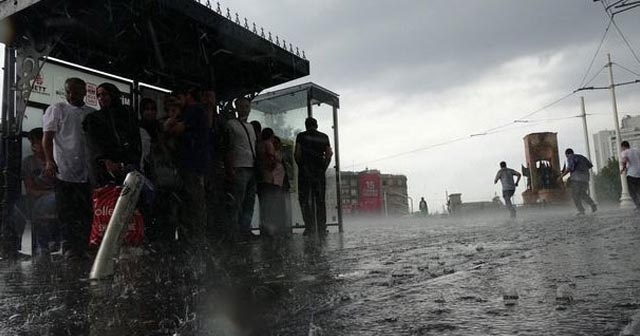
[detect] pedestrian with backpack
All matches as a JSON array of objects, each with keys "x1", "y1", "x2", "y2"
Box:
[{"x1": 559, "y1": 148, "x2": 597, "y2": 216}]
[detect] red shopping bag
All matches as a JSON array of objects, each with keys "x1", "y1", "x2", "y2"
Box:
[{"x1": 89, "y1": 185, "x2": 144, "y2": 248}]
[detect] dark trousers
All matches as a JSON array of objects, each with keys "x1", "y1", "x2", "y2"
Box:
[
  {"x1": 502, "y1": 189, "x2": 516, "y2": 217},
  {"x1": 570, "y1": 180, "x2": 596, "y2": 213},
  {"x1": 178, "y1": 171, "x2": 206, "y2": 245},
  {"x1": 148, "y1": 188, "x2": 180, "y2": 244},
  {"x1": 227, "y1": 167, "x2": 257, "y2": 234},
  {"x1": 205, "y1": 163, "x2": 227, "y2": 239},
  {"x1": 627, "y1": 176, "x2": 640, "y2": 208},
  {"x1": 258, "y1": 183, "x2": 286, "y2": 236},
  {"x1": 298, "y1": 172, "x2": 326, "y2": 233},
  {"x1": 55, "y1": 180, "x2": 92, "y2": 255}
]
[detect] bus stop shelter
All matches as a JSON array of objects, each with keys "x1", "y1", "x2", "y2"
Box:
[
  {"x1": 0, "y1": 0, "x2": 310, "y2": 254},
  {"x1": 251, "y1": 83, "x2": 343, "y2": 233}
]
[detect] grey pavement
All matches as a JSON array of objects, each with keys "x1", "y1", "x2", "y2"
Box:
[{"x1": 0, "y1": 207, "x2": 638, "y2": 335}]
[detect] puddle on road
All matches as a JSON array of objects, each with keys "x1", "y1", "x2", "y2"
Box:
[{"x1": 0, "y1": 212, "x2": 638, "y2": 335}]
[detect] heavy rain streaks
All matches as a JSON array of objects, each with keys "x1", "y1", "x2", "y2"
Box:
[{"x1": 0, "y1": 208, "x2": 637, "y2": 334}]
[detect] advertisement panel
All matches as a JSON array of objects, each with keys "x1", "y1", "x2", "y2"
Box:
[
  {"x1": 29, "y1": 61, "x2": 132, "y2": 109},
  {"x1": 358, "y1": 171, "x2": 382, "y2": 214}
]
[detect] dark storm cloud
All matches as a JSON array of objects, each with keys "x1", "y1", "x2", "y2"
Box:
[{"x1": 236, "y1": 0, "x2": 639, "y2": 95}]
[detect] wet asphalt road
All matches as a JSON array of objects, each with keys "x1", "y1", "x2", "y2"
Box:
[{"x1": 0, "y1": 207, "x2": 639, "y2": 335}]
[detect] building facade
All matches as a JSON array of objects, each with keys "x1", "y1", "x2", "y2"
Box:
[
  {"x1": 593, "y1": 115, "x2": 640, "y2": 171},
  {"x1": 339, "y1": 170, "x2": 409, "y2": 216}
]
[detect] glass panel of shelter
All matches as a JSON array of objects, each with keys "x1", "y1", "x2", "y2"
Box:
[
  {"x1": 312, "y1": 103, "x2": 339, "y2": 225},
  {"x1": 251, "y1": 90, "x2": 309, "y2": 230}
]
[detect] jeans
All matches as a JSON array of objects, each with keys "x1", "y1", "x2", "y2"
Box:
[
  {"x1": 31, "y1": 193, "x2": 58, "y2": 250},
  {"x1": 502, "y1": 189, "x2": 516, "y2": 217},
  {"x1": 55, "y1": 181, "x2": 92, "y2": 255},
  {"x1": 570, "y1": 180, "x2": 596, "y2": 213},
  {"x1": 227, "y1": 167, "x2": 257, "y2": 234},
  {"x1": 298, "y1": 172, "x2": 326, "y2": 233}
]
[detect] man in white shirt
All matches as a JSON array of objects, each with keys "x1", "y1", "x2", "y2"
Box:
[
  {"x1": 42, "y1": 77, "x2": 95, "y2": 260},
  {"x1": 620, "y1": 141, "x2": 640, "y2": 210},
  {"x1": 494, "y1": 161, "x2": 521, "y2": 218},
  {"x1": 224, "y1": 97, "x2": 257, "y2": 240}
]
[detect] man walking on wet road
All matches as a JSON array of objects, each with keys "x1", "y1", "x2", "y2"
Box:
[
  {"x1": 494, "y1": 161, "x2": 521, "y2": 218},
  {"x1": 295, "y1": 117, "x2": 333, "y2": 236},
  {"x1": 620, "y1": 141, "x2": 640, "y2": 210},
  {"x1": 560, "y1": 148, "x2": 597, "y2": 216}
]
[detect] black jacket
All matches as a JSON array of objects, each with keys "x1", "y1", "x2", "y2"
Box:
[{"x1": 83, "y1": 104, "x2": 142, "y2": 186}]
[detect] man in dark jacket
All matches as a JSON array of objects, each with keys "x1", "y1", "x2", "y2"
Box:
[
  {"x1": 559, "y1": 148, "x2": 597, "y2": 216},
  {"x1": 295, "y1": 117, "x2": 333, "y2": 236}
]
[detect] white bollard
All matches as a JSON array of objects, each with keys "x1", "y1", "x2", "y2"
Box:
[{"x1": 90, "y1": 171, "x2": 144, "y2": 280}]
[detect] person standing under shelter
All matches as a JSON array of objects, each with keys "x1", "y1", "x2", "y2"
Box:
[
  {"x1": 620, "y1": 141, "x2": 640, "y2": 211},
  {"x1": 559, "y1": 148, "x2": 597, "y2": 216},
  {"x1": 171, "y1": 88, "x2": 210, "y2": 246},
  {"x1": 23, "y1": 128, "x2": 58, "y2": 256},
  {"x1": 83, "y1": 82, "x2": 142, "y2": 187},
  {"x1": 494, "y1": 161, "x2": 521, "y2": 218},
  {"x1": 295, "y1": 117, "x2": 333, "y2": 236},
  {"x1": 224, "y1": 97, "x2": 258, "y2": 241},
  {"x1": 42, "y1": 77, "x2": 95, "y2": 260}
]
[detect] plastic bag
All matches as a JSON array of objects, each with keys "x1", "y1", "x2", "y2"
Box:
[{"x1": 89, "y1": 185, "x2": 144, "y2": 248}]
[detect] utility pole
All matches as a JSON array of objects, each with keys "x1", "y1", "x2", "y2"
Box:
[
  {"x1": 580, "y1": 96, "x2": 597, "y2": 200},
  {"x1": 607, "y1": 53, "x2": 634, "y2": 208}
]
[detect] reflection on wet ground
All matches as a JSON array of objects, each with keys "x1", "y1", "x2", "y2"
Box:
[{"x1": 1, "y1": 208, "x2": 640, "y2": 335}]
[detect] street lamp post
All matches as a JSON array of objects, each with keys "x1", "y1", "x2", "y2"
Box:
[
  {"x1": 607, "y1": 53, "x2": 634, "y2": 208},
  {"x1": 580, "y1": 97, "x2": 597, "y2": 200}
]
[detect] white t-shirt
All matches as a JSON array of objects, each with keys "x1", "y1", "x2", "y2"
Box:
[
  {"x1": 42, "y1": 102, "x2": 95, "y2": 183},
  {"x1": 622, "y1": 148, "x2": 640, "y2": 178},
  {"x1": 225, "y1": 119, "x2": 256, "y2": 168}
]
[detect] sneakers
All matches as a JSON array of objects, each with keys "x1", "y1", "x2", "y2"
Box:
[
  {"x1": 591, "y1": 204, "x2": 597, "y2": 213},
  {"x1": 575, "y1": 212, "x2": 585, "y2": 217}
]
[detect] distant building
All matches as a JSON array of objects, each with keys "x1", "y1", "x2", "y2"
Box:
[
  {"x1": 340, "y1": 171, "x2": 359, "y2": 215},
  {"x1": 593, "y1": 115, "x2": 640, "y2": 171},
  {"x1": 339, "y1": 170, "x2": 409, "y2": 216},
  {"x1": 381, "y1": 174, "x2": 409, "y2": 215}
]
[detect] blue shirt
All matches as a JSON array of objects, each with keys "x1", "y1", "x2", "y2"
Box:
[{"x1": 566, "y1": 154, "x2": 592, "y2": 182}]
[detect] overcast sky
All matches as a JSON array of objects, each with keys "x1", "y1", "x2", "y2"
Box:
[{"x1": 225, "y1": 0, "x2": 640, "y2": 212}]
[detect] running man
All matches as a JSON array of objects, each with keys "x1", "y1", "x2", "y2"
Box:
[{"x1": 494, "y1": 161, "x2": 521, "y2": 218}]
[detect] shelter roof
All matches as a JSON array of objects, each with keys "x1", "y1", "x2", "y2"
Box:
[
  {"x1": 2, "y1": 0, "x2": 309, "y2": 100},
  {"x1": 252, "y1": 82, "x2": 339, "y2": 114}
]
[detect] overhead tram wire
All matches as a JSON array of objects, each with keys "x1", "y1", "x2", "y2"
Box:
[
  {"x1": 613, "y1": 62, "x2": 640, "y2": 77},
  {"x1": 346, "y1": 91, "x2": 580, "y2": 169},
  {"x1": 345, "y1": 136, "x2": 470, "y2": 169},
  {"x1": 579, "y1": 17, "x2": 613, "y2": 88},
  {"x1": 600, "y1": 0, "x2": 640, "y2": 67}
]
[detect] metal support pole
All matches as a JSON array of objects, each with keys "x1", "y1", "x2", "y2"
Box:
[
  {"x1": 332, "y1": 105, "x2": 343, "y2": 233},
  {"x1": 306, "y1": 90, "x2": 312, "y2": 118},
  {"x1": 580, "y1": 97, "x2": 597, "y2": 200},
  {"x1": 90, "y1": 171, "x2": 144, "y2": 280},
  {"x1": 1, "y1": 46, "x2": 19, "y2": 255},
  {"x1": 607, "y1": 53, "x2": 634, "y2": 208},
  {"x1": 383, "y1": 191, "x2": 388, "y2": 217}
]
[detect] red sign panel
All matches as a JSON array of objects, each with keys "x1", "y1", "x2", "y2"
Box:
[{"x1": 358, "y1": 172, "x2": 382, "y2": 213}]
